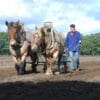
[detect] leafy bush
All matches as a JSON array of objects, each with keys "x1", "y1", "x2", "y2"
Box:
[
  {"x1": 0, "y1": 32, "x2": 9, "y2": 55},
  {"x1": 80, "y1": 33, "x2": 100, "y2": 55},
  {"x1": 0, "y1": 32, "x2": 100, "y2": 55}
]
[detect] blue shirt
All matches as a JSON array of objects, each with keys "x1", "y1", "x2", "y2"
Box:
[{"x1": 65, "y1": 31, "x2": 81, "y2": 51}]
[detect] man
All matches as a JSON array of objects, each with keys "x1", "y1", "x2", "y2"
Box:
[{"x1": 65, "y1": 24, "x2": 82, "y2": 72}]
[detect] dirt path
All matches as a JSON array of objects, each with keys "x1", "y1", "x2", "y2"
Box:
[{"x1": 0, "y1": 56, "x2": 100, "y2": 100}]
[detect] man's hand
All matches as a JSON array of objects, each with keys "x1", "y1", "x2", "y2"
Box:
[
  {"x1": 66, "y1": 48, "x2": 68, "y2": 52},
  {"x1": 79, "y1": 40, "x2": 81, "y2": 44}
]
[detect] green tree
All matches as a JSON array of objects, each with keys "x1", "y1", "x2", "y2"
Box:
[
  {"x1": 80, "y1": 33, "x2": 100, "y2": 55},
  {"x1": 0, "y1": 32, "x2": 9, "y2": 55}
]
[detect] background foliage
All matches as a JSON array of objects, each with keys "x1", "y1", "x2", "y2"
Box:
[
  {"x1": 0, "y1": 32, "x2": 9, "y2": 55},
  {"x1": 0, "y1": 32, "x2": 100, "y2": 55},
  {"x1": 80, "y1": 33, "x2": 100, "y2": 55}
]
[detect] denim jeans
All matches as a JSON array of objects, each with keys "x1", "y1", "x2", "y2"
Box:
[{"x1": 69, "y1": 51, "x2": 80, "y2": 71}]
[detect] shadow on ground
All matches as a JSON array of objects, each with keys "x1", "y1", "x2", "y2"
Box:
[{"x1": 0, "y1": 80, "x2": 100, "y2": 100}]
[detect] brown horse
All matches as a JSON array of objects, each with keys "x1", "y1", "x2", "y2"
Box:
[
  {"x1": 5, "y1": 21, "x2": 37, "y2": 75},
  {"x1": 32, "y1": 24, "x2": 65, "y2": 75}
]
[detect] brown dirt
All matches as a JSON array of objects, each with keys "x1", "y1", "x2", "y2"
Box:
[{"x1": 0, "y1": 55, "x2": 100, "y2": 100}]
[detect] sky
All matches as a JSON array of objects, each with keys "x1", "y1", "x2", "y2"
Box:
[{"x1": 0, "y1": 0, "x2": 100, "y2": 36}]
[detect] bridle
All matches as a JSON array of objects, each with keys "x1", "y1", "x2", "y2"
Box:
[
  {"x1": 16, "y1": 27, "x2": 26, "y2": 45},
  {"x1": 9, "y1": 23, "x2": 26, "y2": 50}
]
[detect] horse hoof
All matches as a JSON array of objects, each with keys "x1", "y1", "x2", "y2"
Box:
[
  {"x1": 18, "y1": 69, "x2": 25, "y2": 75},
  {"x1": 16, "y1": 61, "x2": 26, "y2": 75},
  {"x1": 45, "y1": 69, "x2": 53, "y2": 75},
  {"x1": 18, "y1": 71, "x2": 24, "y2": 75},
  {"x1": 31, "y1": 70, "x2": 37, "y2": 73},
  {"x1": 45, "y1": 72, "x2": 53, "y2": 75},
  {"x1": 54, "y1": 71, "x2": 60, "y2": 75}
]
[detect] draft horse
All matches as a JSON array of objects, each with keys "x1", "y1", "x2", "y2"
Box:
[
  {"x1": 5, "y1": 21, "x2": 37, "y2": 75},
  {"x1": 32, "y1": 25, "x2": 65, "y2": 75}
]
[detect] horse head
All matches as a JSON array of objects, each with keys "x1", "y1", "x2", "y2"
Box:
[
  {"x1": 43, "y1": 22, "x2": 53, "y2": 35},
  {"x1": 5, "y1": 21, "x2": 26, "y2": 49},
  {"x1": 31, "y1": 27, "x2": 45, "y2": 53}
]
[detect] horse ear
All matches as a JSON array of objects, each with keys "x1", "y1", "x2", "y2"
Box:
[
  {"x1": 16, "y1": 20, "x2": 20, "y2": 25},
  {"x1": 35, "y1": 26, "x2": 38, "y2": 30},
  {"x1": 5, "y1": 21, "x2": 8, "y2": 26}
]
